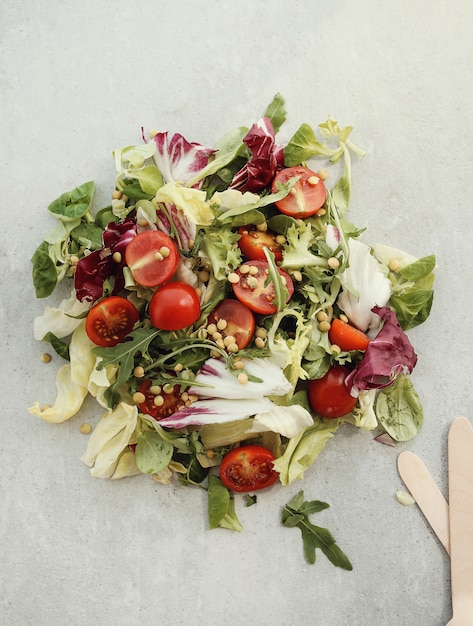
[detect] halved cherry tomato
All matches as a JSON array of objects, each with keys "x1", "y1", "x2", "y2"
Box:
[
  {"x1": 85, "y1": 295, "x2": 139, "y2": 347},
  {"x1": 307, "y1": 364, "x2": 358, "y2": 419},
  {"x1": 206, "y1": 299, "x2": 255, "y2": 349},
  {"x1": 329, "y1": 318, "x2": 370, "y2": 352},
  {"x1": 271, "y1": 166, "x2": 326, "y2": 218},
  {"x1": 219, "y1": 445, "x2": 279, "y2": 492},
  {"x1": 232, "y1": 259, "x2": 294, "y2": 315},
  {"x1": 149, "y1": 281, "x2": 200, "y2": 330},
  {"x1": 125, "y1": 230, "x2": 179, "y2": 287},
  {"x1": 138, "y1": 379, "x2": 185, "y2": 420},
  {"x1": 237, "y1": 225, "x2": 284, "y2": 262}
]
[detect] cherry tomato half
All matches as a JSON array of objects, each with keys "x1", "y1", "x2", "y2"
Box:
[
  {"x1": 232, "y1": 260, "x2": 294, "y2": 315},
  {"x1": 125, "y1": 230, "x2": 179, "y2": 287},
  {"x1": 85, "y1": 296, "x2": 139, "y2": 347},
  {"x1": 308, "y1": 365, "x2": 358, "y2": 419},
  {"x1": 219, "y1": 445, "x2": 279, "y2": 492},
  {"x1": 272, "y1": 166, "x2": 326, "y2": 218},
  {"x1": 149, "y1": 281, "x2": 200, "y2": 330},
  {"x1": 328, "y1": 318, "x2": 370, "y2": 352},
  {"x1": 206, "y1": 299, "x2": 255, "y2": 349},
  {"x1": 237, "y1": 225, "x2": 284, "y2": 262},
  {"x1": 138, "y1": 379, "x2": 186, "y2": 420}
]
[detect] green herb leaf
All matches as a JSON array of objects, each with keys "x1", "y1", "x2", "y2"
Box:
[
  {"x1": 284, "y1": 123, "x2": 335, "y2": 166},
  {"x1": 31, "y1": 241, "x2": 57, "y2": 298},
  {"x1": 48, "y1": 181, "x2": 95, "y2": 222},
  {"x1": 42, "y1": 332, "x2": 70, "y2": 360},
  {"x1": 282, "y1": 490, "x2": 352, "y2": 570},
  {"x1": 207, "y1": 474, "x2": 242, "y2": 531},
  {"x1": 263, "y1": 247, "x2": 289, "y2": 311},
  {"x1": 93, "y1": 327, "x2": 160, "y2": 384},
  {"x1": 135, "y1": 430, "x2": 173, "y2": 474},
  {"x1": 375, "y1": 374, "x2": 424, "y2": 441},
  {"x1": 263, "y1": 92, "x2": 287, "y2": 135}
]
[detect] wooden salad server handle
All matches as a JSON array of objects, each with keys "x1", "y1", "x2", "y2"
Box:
[
  {"x1": 397, "y1": 450, "x2": 450, "y2": 555},
  {"x1": 446, "y1": 417, "x2": 473, "y2": 625}
]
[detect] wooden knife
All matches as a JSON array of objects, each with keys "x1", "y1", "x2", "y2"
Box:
[{"x1": 447, "y1": 417, "x2": 473, "y2": 625}]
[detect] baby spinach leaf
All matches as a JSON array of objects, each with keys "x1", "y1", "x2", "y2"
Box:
[
  {"x1": 375, "y1": 374, "x2": 424, "y2": 441},
  {"x1": 48, "y1": 181, "x2": 95, "y2": 222},
  {"x1": 31, "y1": 241, "x2": 57, "y2": 298},
  {"x1": 135, "y1": 430, "x2": 173, "y2": 474},
  {"x1": 207, "y1": 475, "x2": 242, "y2": 531},
  {"x1": 282, "y1": 490, "x2": 352, "y2": 570}
]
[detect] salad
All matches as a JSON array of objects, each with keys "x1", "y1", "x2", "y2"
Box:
[{"x1": 29, "y1": 93, "x2": 435, "y2": 534}]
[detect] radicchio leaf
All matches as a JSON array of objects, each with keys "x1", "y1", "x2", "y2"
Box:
[
  {"x1": 230, "y1": 117, "x2": 283, "y2": 192},
  {"x1": 74, "y1": 219, "x2": 137, "y2": 302},
  {"x1": 151, "y1": 132, "x2": 215, "y2": 186},
  {"x1": 345, "y1": 306, "x2": 417, "y2": 395}
]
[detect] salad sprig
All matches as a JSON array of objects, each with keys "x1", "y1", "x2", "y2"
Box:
[{"x1": 29, "y1": 94, "x2": 435, "y2": 561}]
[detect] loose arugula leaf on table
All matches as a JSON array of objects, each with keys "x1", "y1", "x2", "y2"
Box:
[
  {"x1": 93, "y1": 327, "x2": 160, "y2": 384},
  {"x1": 42, "y1": 332, "x2": 70, "y2": 360},
  {"x1": 282, "y1": 490, "x2": 353, "y2": 570}
]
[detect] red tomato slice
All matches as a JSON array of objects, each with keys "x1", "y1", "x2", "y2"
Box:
[
  {"x1": 328, "y1": 318, "x2": 370, "y2": 351},
  {"x1": 138, "y1": 379, "x2": 186, "y2": 420},
  {"x1": 307, "y1": 364, "x2": 358, "y2": 419},
  {"x1": 85, "y1": 296, "x2": 139, "y2": 347},
  {"x1": 237, "y1": 225, "x2": 284, "y2": 262},
  {"x1": 149, "y1": 281, "x2": 200, "y2": 330},
  {"x1": 206, "y1": 298, "x2": 256, "y2": 350},
  {"x1": 232, "y1": 260, "x2": 294, "y2": 315},
  {"x1": 219, "y1": 445, "x2": 279, "y2": 492},
  {"x1": 125, "y1": 230, "x2": 179, "y2": 287},
  {"x1": 272, "y1": 166, "x2": 326, "y2": 218}
]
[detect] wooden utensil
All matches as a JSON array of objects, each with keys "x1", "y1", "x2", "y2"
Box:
[
  {"x1": 447, "y1": 417, "x2": 473, "y2": 625},
  {"x1": 397, "y1": 450, "x2": 450, "y2": 555}
]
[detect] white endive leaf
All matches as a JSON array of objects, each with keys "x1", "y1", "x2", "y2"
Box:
[
  {"x1": 158, "y1": 397, "x2": 275, "y2": 429},
  {"x1": 251, "y1": 404, "x2": 314, "y2": 438},
  {"x1": 81, "y1": 403, "x2": 138, "y2": 478},
  {"x1": 189, "y1": 357, "x2": 292, "y2": 399},
  {"x1": 337, "y1": 238, "x2": 391, "y2": 333}
]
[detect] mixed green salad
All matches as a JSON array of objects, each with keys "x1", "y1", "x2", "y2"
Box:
[{"x1": 29, "y1": 93, "x2": 435, "y2": 540}]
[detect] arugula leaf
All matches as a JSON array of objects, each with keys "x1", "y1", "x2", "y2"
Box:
[
  {"x1": 207, "y1": 475, "x2": 242, "y2": 531},
  {"x1": 93, "y1": 327, "x2": 160, "y2": 384},
  {"x1": 375, "y1": 374, "x2": 424, "y2": 441},
  {"x1": 282, "y1": 490, "x2": 353, "y2": 570},
  {"x1": 263, "y1": 247, "x2": 288, "y2": 311}
]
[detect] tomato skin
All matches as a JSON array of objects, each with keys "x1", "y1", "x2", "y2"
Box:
[
  {"x1": 149, "y1": 281, "x2": 200, "y2": 330},
  {"x1": 237, "y1": 225, "x2": 284, "y2": 262},
  {"x1": 125, "y1": 230, "x2": 179, "y2": 287},
  {"x1": 207, "y1": 299, "x2": 255, "y2": 349},
  {"x1": 329, "y1": 318, "x2": 370, "y2": 352},
  {"x1": 232, "y1": 260, "x2": 294, "y2": 315},
  {"x1": 138, "y1": 379, "x2": 185, "y2": 420},
  {"x1": 271, "y1": 166, "x2": 326, "y2": 218},
  {"x1": 85, "y1": 296, "x2": 139, "y2": 347},
  {"x1": 219, "y1": 445, "x2": 279, "y2": 493},
  {"x1": 307, "y1": 365, "x2": 358, "y2": 418}
]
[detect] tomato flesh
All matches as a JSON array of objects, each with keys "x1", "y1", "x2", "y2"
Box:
[
  {"x1": 85, "y1": 296, "x2": 139, "y2": 347},
  {"x1": 272, "y1": 166, "x2": 326, "y2": 218},
  {"x1": 307, "y1": 364, "x2": 358, "y2": 418},
  {"x1": 237, "y1": 225, "x2": 284, "y2": 262},
  {"x1": 138, "y1": 379, "x2": 185, "y2": 420},
  {"x1": 219, "y1": 445, "x2": 279, "y2": 492},
  {"x1": 232, "y1": 260, "x2": 294, "y2": 315},
  {"x1": 329, "y1": 318, "x2": 370, "y2": 352},
  {"x1": 206, "y1": 299, "x2": 255, "y2": 350},
  {"x1": 125, "y1": 230, "x2": 179, "y2": 287},
  {"x1": 149, "y1": 281, "x2": 200, "y2": 330}
]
